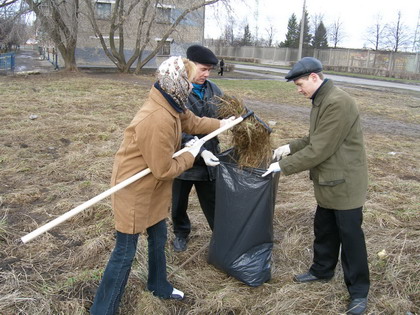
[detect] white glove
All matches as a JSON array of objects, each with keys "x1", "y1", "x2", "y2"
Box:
[
  {"x1": 272, "y1": 144, "x2": 290, "y2": 161},
  {"x1": 262, "y1": 162, "x2": 281, "y2": 177},
  {"x1": 201, "y1": 150, "x2": 220, "y2": 166},
  {"x1": 220, "y1": 116, "x2": 236, "y2": 128},
  {"x1": 188, "y1": 136, "x2": 206, "y2": 157},
  {"x1": 184, "y1": 138, "x2": 196, "y2": 147}
]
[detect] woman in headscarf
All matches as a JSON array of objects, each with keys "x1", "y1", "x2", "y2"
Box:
[{"x1": 91, "y1": 56, "x2": 232, "y2": 314}]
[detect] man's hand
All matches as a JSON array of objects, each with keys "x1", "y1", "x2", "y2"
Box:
[
  {"x1": 262, "y1": 162, "x2": 281, "y2": 177},
  {"x1": 201, "y1": 150, "x2": 220, "y2": 166},
  {"x1": 220, "y1": 116, "x2": 236, "y2": 128},
  {"x1": 188, "y1": 136, "x2": 206, "y2": 157},
  {"x1": 272, "y1": 144, "x2": 290, "y2": 161}
]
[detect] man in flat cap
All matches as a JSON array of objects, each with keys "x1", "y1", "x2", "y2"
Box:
[
  {"x1": 171, "y1": 45, "x2": 223, "y2": 252},
  {"x1": 263, "y1": 57, "x2": 370, "y2": 315}
]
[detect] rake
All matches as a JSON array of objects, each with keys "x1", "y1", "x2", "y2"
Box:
[{"x1": 20, "y1": 111, "x2": 255, "y2": 244}]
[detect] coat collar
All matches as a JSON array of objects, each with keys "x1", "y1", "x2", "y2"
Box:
[
  {"x1": 149, "y1": 85, "x2": 180, "y2": 117},
  {"x1": 312, "y1": 79, "x2": 333, "y2": 107}
]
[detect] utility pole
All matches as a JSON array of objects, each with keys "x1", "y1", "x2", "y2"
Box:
[
  {"x1": 254, "y1": 0, "x2": 260, "y2": 46},
  {"x1": 298, "y1": 0, "x2": 306, "y2": 59},
  {"x1": 413, "y1": 10, "x2": 420, "y2": 52}
]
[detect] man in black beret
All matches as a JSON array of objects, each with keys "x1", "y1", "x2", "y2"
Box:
[
  {"x1": 263, "y1": 57, "x2": 370, "y2": 315},
  {"x1": 171, "y1": 45, "x2": 223, "y2": 252},
  {"x1": 186, "y1": 44, "x2": 219, "y2": 65}
]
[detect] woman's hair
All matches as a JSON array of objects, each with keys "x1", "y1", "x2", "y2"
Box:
[{"x1": 182, "y1": 58, "x2": 197, "y2": 82}]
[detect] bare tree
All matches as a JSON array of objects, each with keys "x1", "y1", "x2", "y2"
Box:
[
  {"x1": 364, "y1": 14, "x2": 386, "y2": 50},
  {"x1": 384, "y1": 11, "x2": 412, "y2": 52},
  {"x1": 222, "y1": 16, "x2": 236, "y2": 46},
  {"x1": 329, "y1": 17, "x2": 345, "y2": 48},
  {"x1": 204, "y1": 0, "x2": 233, "y2": 41},
  {"x1": 24, "y1": 0, "x2": 225, "y2": 72},
  {"x1": 0, "y1": 0, "x2": 32, "y2": 51},
  {"x1": 265, "y1": 24, "x2": 275, "y2": 47},
  {"x1": 311, "y1": 13, "x2": 325, "y2": 35},
  {"x1": 83, "y1": 0, "x2": 224, "y2": 73},
  {"x1": 0, "y1": 0, "x2": 19, "y2": 9},
  {"x1": 25, "y1": 0, "x2": 79, "y2": 71}
]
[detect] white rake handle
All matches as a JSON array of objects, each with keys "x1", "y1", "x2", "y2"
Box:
[{"x1": 20, "y1": 115, "x2": 247, "y2": 244}]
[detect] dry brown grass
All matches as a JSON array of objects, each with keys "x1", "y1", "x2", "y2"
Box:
[
  {"x1": 0, "y1": 72, "x2": 419, "y2": 315},
  {"x1": 216, "y1": 95, "x2": 272, "y2": 168}
]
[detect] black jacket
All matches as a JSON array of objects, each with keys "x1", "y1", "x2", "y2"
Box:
[{"x1": 177, "y1": 80, "x2": 223, "y2": 181}]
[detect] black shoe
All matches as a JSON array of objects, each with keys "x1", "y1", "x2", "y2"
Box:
[
  {"x1": 293, "y1": 272, "x2": 330, "y2": 283},
  {"x1": 347, "y1": 297, "x2": 367, "y2": 315},
  {"x1": 173, "y1": 236, "x2": 188, "y2": 252}
]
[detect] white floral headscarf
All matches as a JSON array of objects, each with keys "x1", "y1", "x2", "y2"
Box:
[{"x1": 157, "y1": 56, "x2": 191, "y2": 110}]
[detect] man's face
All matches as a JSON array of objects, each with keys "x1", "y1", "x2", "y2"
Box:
[
  {"x1": 192, "y1": 63, "x2": 213, "y2": 84},
  {"x1": 294, "y1": 73, "x2": 321, "y2": 99}
]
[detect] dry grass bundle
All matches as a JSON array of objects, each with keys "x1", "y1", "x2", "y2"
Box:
[{"x1": 217, "y1": 95, "x2": 272, "y2": 169}]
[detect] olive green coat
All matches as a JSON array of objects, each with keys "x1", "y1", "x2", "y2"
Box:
[
  {"x1": 280, "y1": 80, "x2": 368, "y2": 210},
  {"x1": 111, "y1": 86, "x2": 220, "y2": 234}
]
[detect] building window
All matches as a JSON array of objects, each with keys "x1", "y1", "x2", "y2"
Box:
[
  {"x1": 156, "y1": 39, "x2": 172, "y2": 56},
  {"x1": 156, "y1": 4, "x2": 173, "y2": 24},
  {"x1": 96, "y1": 2, "x2": 111, "y2": 19}
]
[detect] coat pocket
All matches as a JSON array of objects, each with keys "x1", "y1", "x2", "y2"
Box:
[{"x1": 318, "y1": 171, "x2": 345, "y2": 186}]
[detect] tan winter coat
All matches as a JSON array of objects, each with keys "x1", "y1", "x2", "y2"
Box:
[{"x1": 111, "y1": 86, "x2": 220, "y2": 234}]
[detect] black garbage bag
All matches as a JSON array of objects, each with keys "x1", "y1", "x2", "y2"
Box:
[{"x1": 208, "y1": 149, "x2": 280, "y2": 287}]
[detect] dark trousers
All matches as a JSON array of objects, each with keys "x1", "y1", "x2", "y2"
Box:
[
  {"x1": 309, "y1": 205, "x2": 370, "y2": 298},
  {"x1": 90, "y1": 219, "x2": 172, "y2": 315},
  {"x1": 171, "y1": 178, "x2": 216, "y2": 238}
]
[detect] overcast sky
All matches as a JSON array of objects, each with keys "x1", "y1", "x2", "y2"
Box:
[{"x1": 205, "y1": 0, "x2": 420, "y2": 50}]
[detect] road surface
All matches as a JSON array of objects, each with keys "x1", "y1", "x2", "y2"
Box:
[{"x1": 234, "y1": 64, "x2": 420, "y2": 94}]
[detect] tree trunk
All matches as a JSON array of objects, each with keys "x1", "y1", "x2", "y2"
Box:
[
  {"x1": 25, "y1": 0, "x2": 79, "y2": 72},
  {"x1": 59, "y1": 44, "x2": 78, "y2": 72}
]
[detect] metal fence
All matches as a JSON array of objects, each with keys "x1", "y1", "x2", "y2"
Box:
[
  {"x1": 39, "y1": 46, "x2": 59, "y2": 70},
  {"x1": 209, "y1": 46, "x2": 420, "y2": 80},
  {"x1": 0, "y1": 52, "x2": 15, "y2": 74}
]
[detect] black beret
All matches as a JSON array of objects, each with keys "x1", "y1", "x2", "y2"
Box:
[
  {"x1": 285, "y1": 57, "x2": 323, "y2": 81},
  {"x1": 186, "y1": 45, "x2": 218, "y2": 65}
]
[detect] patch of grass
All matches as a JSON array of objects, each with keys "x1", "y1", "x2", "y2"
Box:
[
  {"x1": 0, "y1": 211, "x2": 7, "y2": 241},
  {"x1": 212, "y1": 79, "x2": 298, "y2": 105}
]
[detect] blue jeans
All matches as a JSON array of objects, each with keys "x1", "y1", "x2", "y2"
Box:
[{"x1": 90, "y1": 219, "x2": 173, "y2": 315}]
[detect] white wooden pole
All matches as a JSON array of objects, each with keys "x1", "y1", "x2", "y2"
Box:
[{"x1": 20, "y1": 115, "x2": 248, "y2": 244}]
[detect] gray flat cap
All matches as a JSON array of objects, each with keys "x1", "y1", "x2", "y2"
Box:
[{"x1": 285, "y1": 57, "x2": 323, "y2": 81}]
